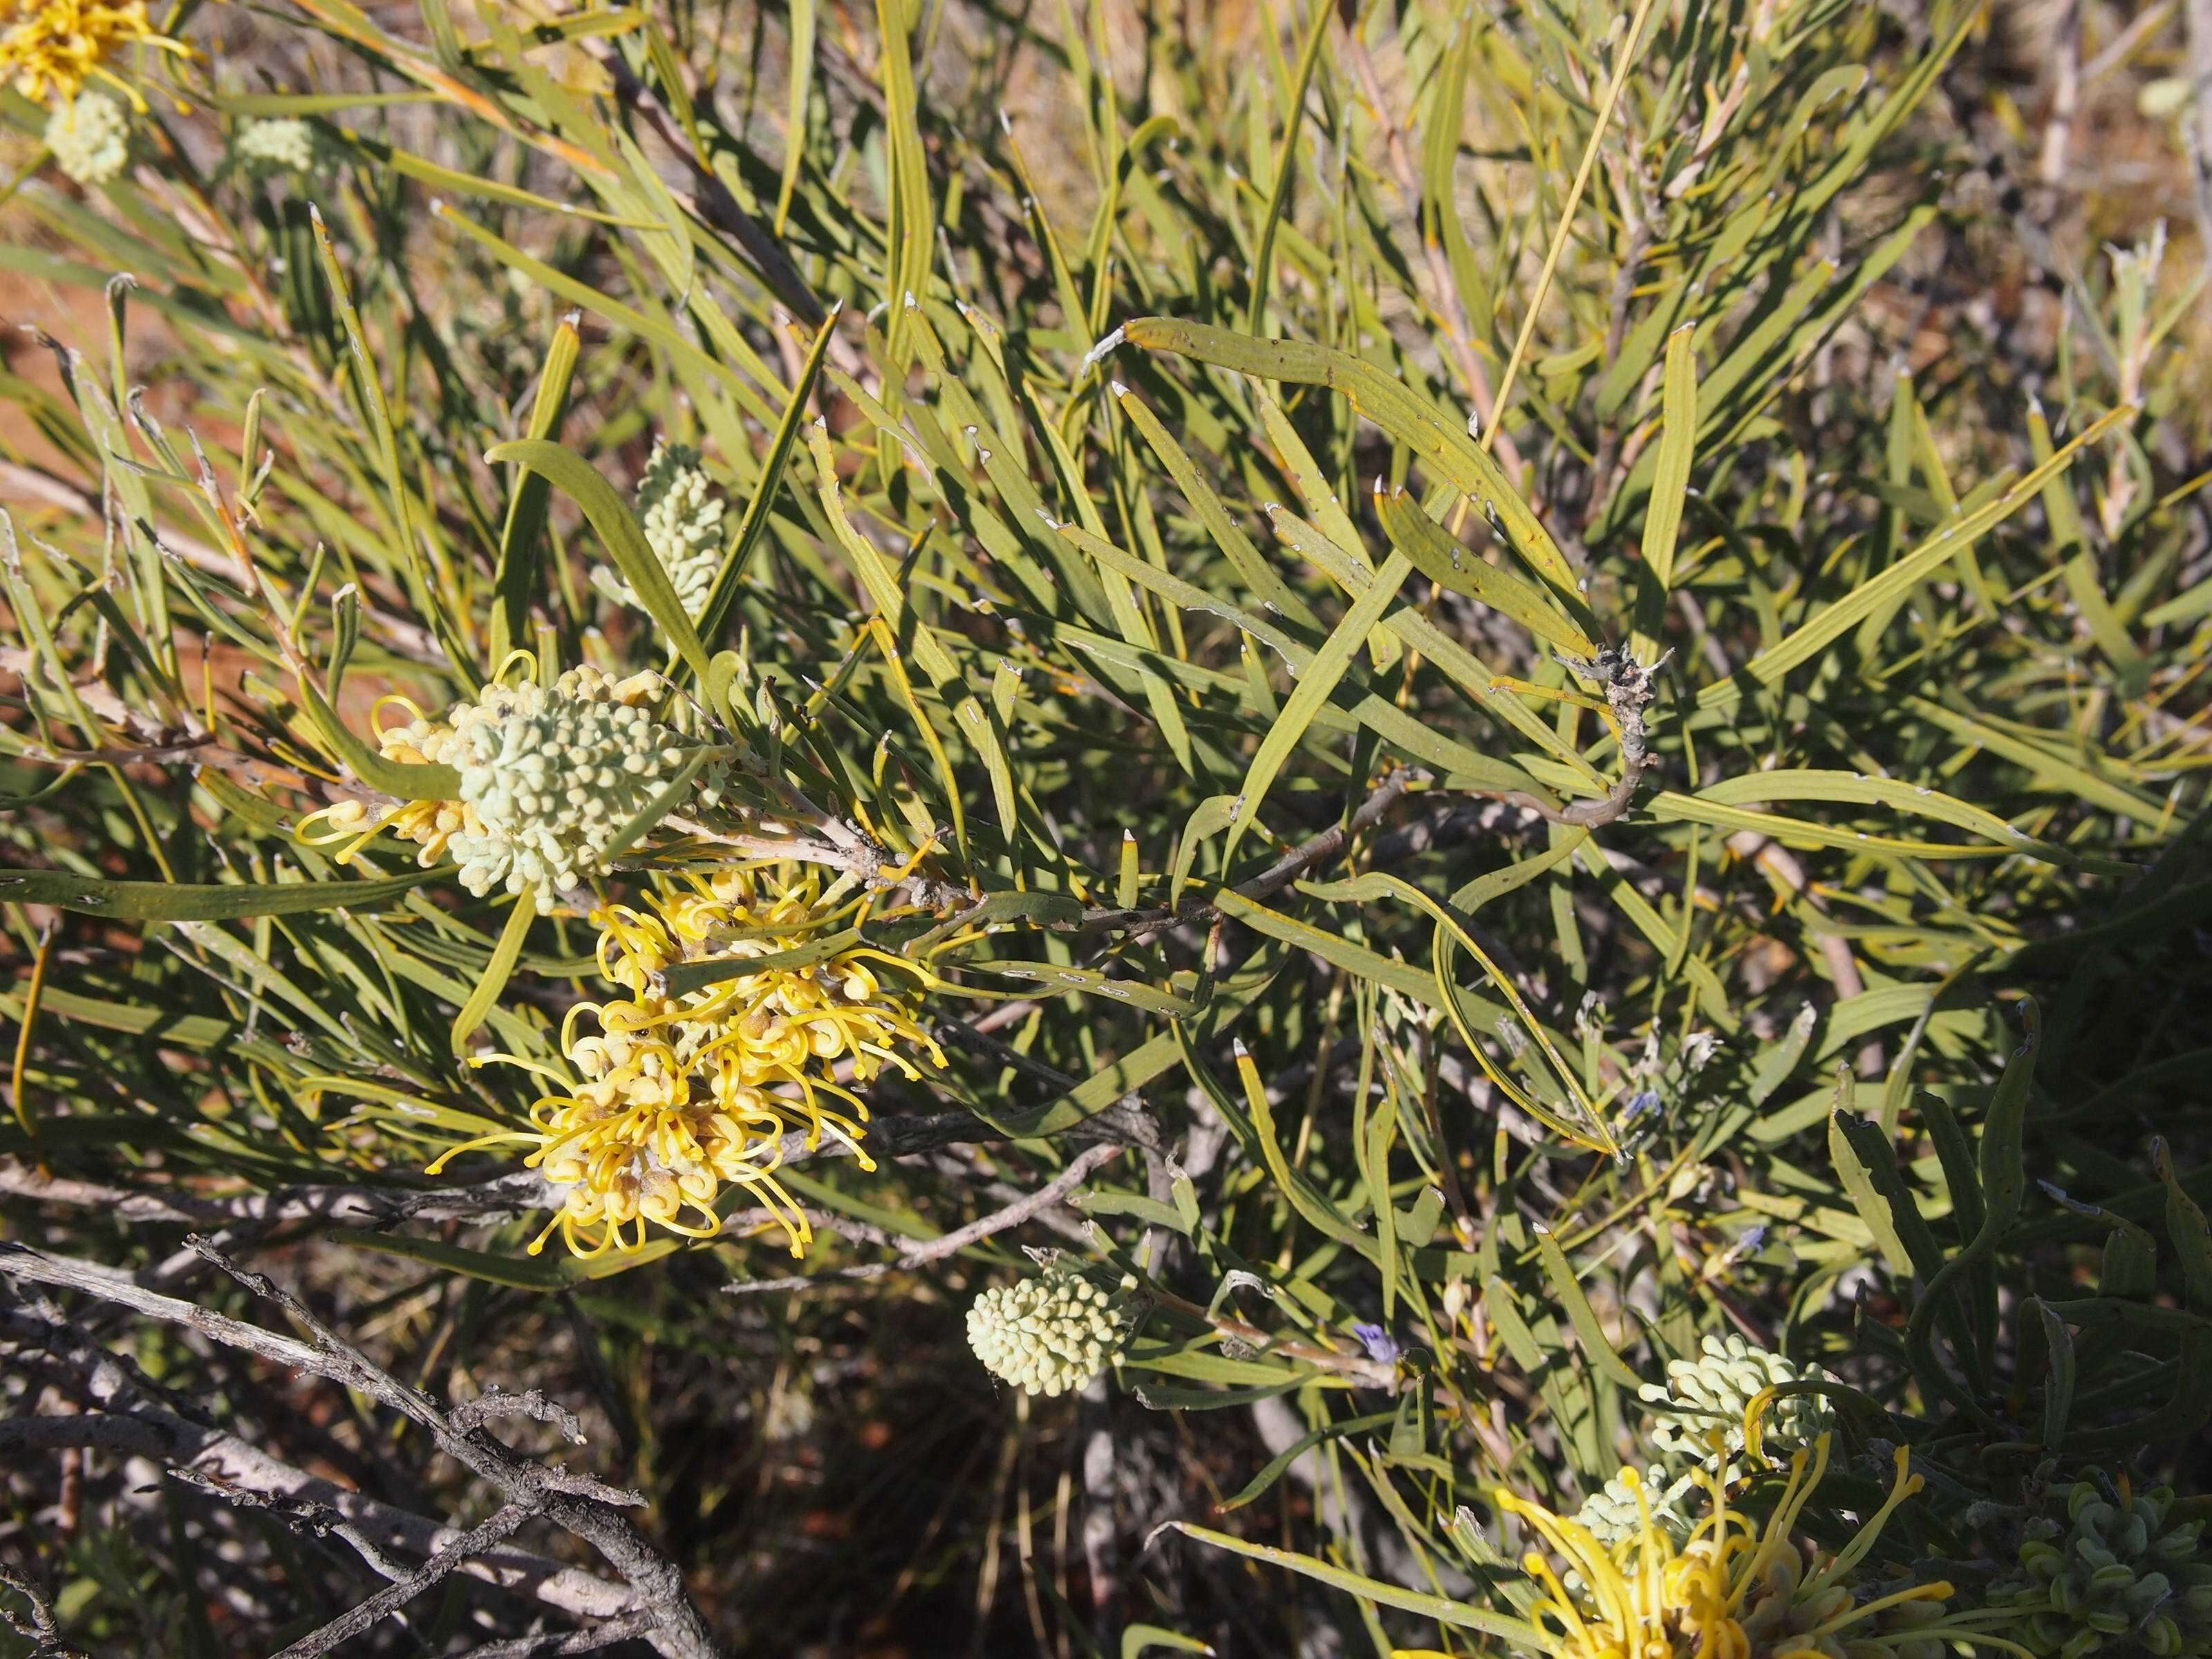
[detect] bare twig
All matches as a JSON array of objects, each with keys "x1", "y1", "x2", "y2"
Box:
[
  {"x1": 1459, "y1": 648, "x2": 1669, "y2": 830},
  {"x1": 0, "y1": 1242, "x2": 722, "y2": 1659},
  {"x1": 765, "y1": 1108, "x2": 1004, "y2": 1170},
  {"x1": 0, "y1": 1562, "x2": 84, "y2": 1659},
  {"x1": 453, "y1": 1386, "x2": 590, "y2": 1445},
  {"x1": 0, "y1": 1303, "x2": 639, "y2": 1629},
  {"x1": 450, "y1": 1611, "x2": 664, "y2": 1658},
  {"x1": 1080, "y1": 766, "x2": 1426, "y2": 934},
  {"x1": 271, "y1": 1503, "x2": 541, "y2": 1659},
  {"x1": 180, "y1": 1237, "x2": 642, "y2": 1508},
  {"x1": 0, "y1": 645, "x2": 369, "y2": 801},
  {"x1": 0, "y1": 1163, "x2": 554, "y2": 1228},
  {"x1": 724, "y1": 1144, "x2": 1123, "y2": 1294},
  {"x1": 166, "y1": 1465, "x2": 429, "y2": 1584},
  {"x1": 898, "y1": 1145, "x2": 1123, "y2": 1265}
]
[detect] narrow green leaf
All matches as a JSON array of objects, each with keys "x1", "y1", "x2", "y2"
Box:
[
  {"x1": 876, "y1": 0, "x2": 932, "y2": 362},
  {"x1": 1123, "y1": 1624, "x2": 1214, "y2": 1659},
  {"x1": 486, "y1": 438, "x2": 711, "y2": 679},
  {"x1": 1698, "y1": 403, "x2": 2135, "y2": 711},
  {"x1": 0, "y1": 867, "x2": 440, "y2": 919},
  {"x1": 1225, "y1": 551, "x2": 1412, "y2": 867},
  {"x1": 337, "y1": 1228, "x2": 682, "y2": 1290},
  {"x1": 1530, "y1": 1224, "x2": 1646, "y2": 1389},
  {"x1": 489, "y1": 312, "x2": 580, "y2": 663},
  {"x1": 1375, "y1": 484, "x2": 1597, "y2": 657},
  {"x1": 1112, "y1": 384, "x2": 1318, "y2": 627},
  {"x1": 1121, "y1": 317, "x2": 1593, "y2": 625},
  {"x1": 1246, "y1": 0, "x2": 1332, "y2": 331},
  {"x1": 2034, "y1": 1299, "x2": 2075, "y2": 1452},
  {"x1": 449, "y1": 884, "x2": 537, "y2": 1058},
  {"x1": 1827, "y1": 1102, "x2": 1915, "y2": 1275},
  {"x1": 1168, "y1": 1522, "x2": 1548, "y2": 1644},
  {"x1": 1217, "y1": 1409, "x2": 1396, "y2": 1512},
  {"x1": 694, "y1": 303, "x2": 842, "y2": 661},
  {"x1": 1641, "y1": 326, "x2": 1696, "y2": 590}
]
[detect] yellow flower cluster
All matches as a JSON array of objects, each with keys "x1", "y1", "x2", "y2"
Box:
[
  {"x1": 1496, "y1": 1435, "x2": 1999, "y2": 1659},
  {"x1": 432, "y1": 863, "x2": 943, "y2": 1260},
  {"x1": 1, "y1": 0, "x2": 184, "y2": 106},
  {"x1": 303, "y1": 698, "x2": 483, "y2": 867}
]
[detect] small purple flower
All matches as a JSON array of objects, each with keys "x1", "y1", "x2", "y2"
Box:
[
  {"x1": 1624, "y1": 1089, "x2": 1662, "y2": 1120},
  {"x1": 1352, "y1": 1322, "x2": 1402, "y2": 1365}
]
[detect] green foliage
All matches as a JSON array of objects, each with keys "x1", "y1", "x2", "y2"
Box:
[{"x1": 0, "y1": 0, "x2": 2208, "y2": 1648}]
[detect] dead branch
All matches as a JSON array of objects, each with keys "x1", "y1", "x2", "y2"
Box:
[
  {"x1": 0, "y1": 1300, "x2": 639, "y2": 1629},
  {"x1": 270, "y1": 1502, "x2": 540, "y2": 1659},
  {"x1": 449, "y1": 1611, "x2": 664, "y2": 1658},
  {"x1": 724, "y1": 1142, "x2": 1123, "y2": 1295},
  {"x1": 0, "y1": 1241, "x2": 722, "y2": 1659},
  {"x1": 0, "y1": 1561, "x2": 85, "y2": 1659}
]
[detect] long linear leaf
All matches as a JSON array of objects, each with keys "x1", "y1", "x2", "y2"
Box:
[
  {"x1": 1375, "y1": 484, "x2": 1597, "y2": 657},
  {"x1": 1698, "y1": 402, "x2": 2135, "y2": 709},
  {"x1": 1167, "y1": 1523, "x2": 1548, "y2": 1644},
  {"x1": 0, "y1": 867, "x2": 442, "y2": 919},
  {"x1": 485, "y1": 438, "x2": 711, "y2": 680},
  {"x1": 1120, "y1": 317, "x2": 1594, "y2": 625},
  {"x1": 1225, "y1": 550, "x2": 1413, "y2": 867}
]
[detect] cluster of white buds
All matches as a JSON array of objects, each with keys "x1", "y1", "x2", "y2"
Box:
[
  {"x1": 1641, "y1": 1332, "x2": 1837, "y2": 1469},
  {"x1": 234, "y1": 116, "x2": 317, "y2": 174},
  {"x1": 966, "y1": 1266, "x2": 1131, "y2": 1398},
  {"x1": 1572, "y1": 1462, "x2": 1700, "y2": 1552},
  {"x1": 444, "y1": 666, "x2": 720, "y2": 910},
  {"x1": 594, "y1": 442, "x2": 726, "y2": 620},
  {"x1": 46, "y1": 93, "x2": 127, "y2": 186}
]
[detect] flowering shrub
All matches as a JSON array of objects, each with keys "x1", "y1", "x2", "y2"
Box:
[{"x1": 0, "y1": 0, "x2": 2207, "y2": 1651}]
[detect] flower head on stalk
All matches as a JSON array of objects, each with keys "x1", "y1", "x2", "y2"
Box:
[
  {"x1": 296, "y1": 663, "x2": 724, "y2": 913},
  {"x1": 431, "y1": 862, "x2": 943, "y2": 1259},
  {"x1": 1497, "y1": 1432, "x2": 2017, "y2": 1659}
]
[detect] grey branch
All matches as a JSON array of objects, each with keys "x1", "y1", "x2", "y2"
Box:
[
  {"x1": 453, "y1": 1387, "x2": 590, "y2": 1445},
  {"x1": 0, "y1": 1304, "x2": 638, "y2": 1631},
  {"x1": 270, "y1": 1503, "x2": 541, "y2": 1659},
  {"x1": 0, "y1": 1561, "x2": 84, "y2": 1659},
  {"x1": 449, "y1": 1611, "x2": 665, "y2": 1658},
  {"x1": 724, "y1": 1143, "x2": 1124, "y2": 1295},
  {"x1": 0, "y1": 1241, "x2": 721, "y2": 1659},
  {"x1": 0, "y1": 1162, "x2": 554, "y2": 1228},
  {"x1": 167, "y1": 1465, "x2": 425, "y2": 1584}
]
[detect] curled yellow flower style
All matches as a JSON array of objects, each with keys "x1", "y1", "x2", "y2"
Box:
[
  {"x1": 432, "y1": 863, "x2": 944, "y2": 1260},
  {"x1": 1493, "y1": 1434, "x2": 2022, "y2": 1659},
  {"x1": 1, "y1": 0, "x2": 187, "y2": 107},
  {"x1": 294, "y1": 696, "x2": 484, "y2": 869}
]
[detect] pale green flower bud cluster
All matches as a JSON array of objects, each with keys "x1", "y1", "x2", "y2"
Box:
[
  {"x1": 1736, "y1": 1547, "x2": 1950, "y2": 1659},
  {"x1": 46, "y1": 93, "x2": 128, "y2": 186},
  {"x1": 594, "y1": 442, "x2": 726, "y2": 619},
  {"x1": 446, "y1": 666, "x2": 720, "y2": 911},
  {"x1": 1641, "y1": 1332, "x2": 1836, "y2": 1469},
  {"x1": 1572, "y1": 1463, "x2": 1700, "y2": 1552},
  {"x1": 1989, "y1": 1481, "x2": 2212, "y2": 1659},
  {"x1": 235, "y1": 117, "x2": 317, "y2": 174},
  {"x1": 966, "y1": 1267, "x2": 1130, "y2": 1398}
]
